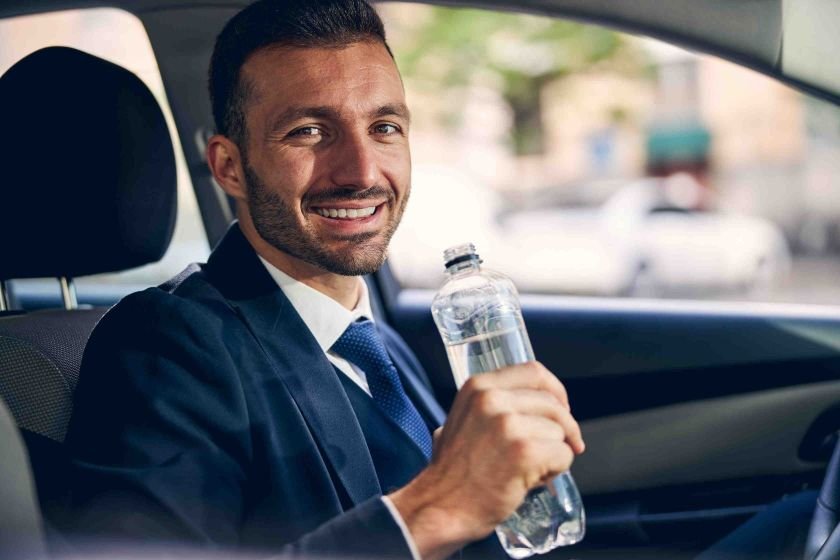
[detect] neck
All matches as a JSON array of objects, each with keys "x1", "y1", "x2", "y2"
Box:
[{"x1": 238, "y1": 217, "x2": 361, "y2": 311}]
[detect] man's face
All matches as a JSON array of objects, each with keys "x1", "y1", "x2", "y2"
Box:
[{"x1": 238, "y1": 41, "x2": 411, "y2": 276}]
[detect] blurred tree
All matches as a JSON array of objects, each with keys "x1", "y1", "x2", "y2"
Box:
[{"x1": 390, "y1": 7, "x2": 644, "y2": 155}]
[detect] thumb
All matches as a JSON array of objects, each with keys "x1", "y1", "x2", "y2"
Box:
[{"x1": 432, "y1": 427, "x2": 443, "y2": 457}]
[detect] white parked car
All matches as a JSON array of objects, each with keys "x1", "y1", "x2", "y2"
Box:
[
  {"x1": 501, "y1": 175, "x2": 792, "y2": 296},
  {"x1": 391, "y1": 170, "x2": 791, "y2": 296}
]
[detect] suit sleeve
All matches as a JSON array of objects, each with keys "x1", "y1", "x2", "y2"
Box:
[{"x1": 65, "y1": 289, "x2": 415, "y2": 558}]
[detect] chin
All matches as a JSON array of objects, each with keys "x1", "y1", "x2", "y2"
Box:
[{"x1": 321, "y1": 246, "x2": 388, "y2": 276}]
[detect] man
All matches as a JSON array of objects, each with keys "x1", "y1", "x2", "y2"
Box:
[{"x1": 65, "y1": 1, "x2": 584, "y2": 558}]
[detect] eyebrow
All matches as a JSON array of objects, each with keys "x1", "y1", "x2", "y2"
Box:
[
  {"x1": 372, "y1": 103, "x2": 411, "y2": 122},
  {"x1": 268, "y1": 103, "x2": 411, "y2": 134}
]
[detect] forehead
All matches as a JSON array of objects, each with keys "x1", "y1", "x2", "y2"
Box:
[{"x1": 241, "y1": 42, "x2": 404, "y2": 121}]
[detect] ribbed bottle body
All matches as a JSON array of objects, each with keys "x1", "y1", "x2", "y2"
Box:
[{"x1": 431, "y1": 244, "x2": 585, "y2": 558}]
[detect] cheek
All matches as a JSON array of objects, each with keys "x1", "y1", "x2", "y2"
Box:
[
  {"x1": 382, "y1": 147, "x2": 412, "y2": 197},
  {"x1": 269, "y1": 152, "x2": 318, "y2": 204}
]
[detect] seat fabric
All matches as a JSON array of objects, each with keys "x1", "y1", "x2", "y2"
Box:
[
  {"x1": 0, "y1": 308, "x2": 105, "y2": 442},
  {"x1": 0, "y1": 396, "x2": 47, "y2": 559},
  {"x1": 0, "y1": 45, "x2": 179, "y2": 553}
]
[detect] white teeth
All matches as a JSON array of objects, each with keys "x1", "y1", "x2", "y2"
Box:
[{"x1": 315, "y1": 206, "x2": 377, "y2": 219}]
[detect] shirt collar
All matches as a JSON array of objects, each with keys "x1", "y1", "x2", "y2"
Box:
[{"x1": 257, "y1": 255, "x2": 374, "y2": 352}]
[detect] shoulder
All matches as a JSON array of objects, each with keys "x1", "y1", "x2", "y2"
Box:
[
  {"x1": 89, "y1": 263, "x2": 242, "y2": 352},
  {"x1": 76, "y1": 264, "x2": 254, "y2": 408}
]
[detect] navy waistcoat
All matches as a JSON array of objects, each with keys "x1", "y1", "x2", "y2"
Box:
[{"x1": 337, "y1": 371, "x2": 429, "y2": 493}]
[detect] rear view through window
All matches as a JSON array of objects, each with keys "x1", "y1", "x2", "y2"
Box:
[{"x1": 380, "y1": 4, "x2": 840, "y2": 306}]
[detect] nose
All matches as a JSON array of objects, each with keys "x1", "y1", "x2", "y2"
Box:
[{"x1": 328, "y1": 130, "x2": 382, "y2": 190}]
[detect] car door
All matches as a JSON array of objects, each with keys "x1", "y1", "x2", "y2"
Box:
[
  {"x1": 382, "y1": 281, "x2": 840, "y2": 554},
  {"x1": 366, "y1": 3, "x2": 840, "y2": 556}
]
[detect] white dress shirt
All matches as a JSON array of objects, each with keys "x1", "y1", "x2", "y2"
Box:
[{"x1": 258, "y1": 256, "x2": 422, "y2": 560}]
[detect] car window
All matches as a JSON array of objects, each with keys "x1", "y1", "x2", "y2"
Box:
[
  {"x1": 0, "y1": 8, "x2": 210, "y2": 289},
  {"x1": 378, "y1": 3, "x2": 840, "y2": 305}
]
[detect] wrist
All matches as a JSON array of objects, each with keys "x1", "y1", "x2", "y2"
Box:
[{"x1": 389, "y1": 468, "x2": 493, "y2": 560}]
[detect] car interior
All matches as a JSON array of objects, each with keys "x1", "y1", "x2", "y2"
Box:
[
  {"x1": 0, "y1": 41, "x2": 178, "y2": 557},
  {"x1": 1, "y1": 1, "x2": 840, "y2": 559}
]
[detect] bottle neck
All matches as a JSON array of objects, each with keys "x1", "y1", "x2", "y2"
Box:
[{"x1": 445, "y1": 257, "x2": 481, "y2": 276}]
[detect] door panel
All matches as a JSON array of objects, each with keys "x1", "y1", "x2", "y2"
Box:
[
  {"x1": 573, "y1": 381, "x2": 839, "y2": 494},
  {"x1": 392, "y1": 290, "x2": 840, "y2": 413},
  {"x1": 386, "y1": 288, "x2": 840, "y2": 549}
]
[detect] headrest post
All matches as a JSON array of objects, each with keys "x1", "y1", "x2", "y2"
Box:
[
  {"x1": 0, "y1": 281, "x2": 8, "y2": 311},
  {"x1": 59, "y1": 277, "x2": 78, "y2": 310}
]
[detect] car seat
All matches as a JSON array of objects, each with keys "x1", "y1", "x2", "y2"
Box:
[
  {"x1": 0, "y1": 396, "x2": 47, "y2": 559},
  {"x1": 0, "y1": 46, "x2": 177, "y2": 549}
]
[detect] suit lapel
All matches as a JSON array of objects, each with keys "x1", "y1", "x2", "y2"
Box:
[
  {"x1": 204, "y1": 225, "x2": 381, "y2": 506},
  {"x1": 388, "y1": 345, "x2": 446, "y2": 430}
]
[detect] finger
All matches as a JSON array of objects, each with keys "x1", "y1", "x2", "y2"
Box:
[
  {"x1": 466, "y1": 362, "x2": 570, "y2": 411},
  {"x1": 494, "y1": 389, "x2": 569, "y2": 420},
  {"x1": 493, "y1": 392, "x2": 585, "y2": 456},
  {"x1": 515, "y1": 440, "x2": 575, "y2": 489},
  {"x1": 539, "y1": 442, "x2": 576, "y2": 484},
  {"x1": 431, "y1": 426, "x2": 443, "y2": 458},
  {"x1": 557, "y1": 406, "x2": 585, "y2": 455},
  {"x1": 498, "y1": 414, "x2": 568, "y2": 444},
  {"x1": 534, "y1": 362, "x2": 571, "y2": 411},
  {"x1": 445, "y1": 382, "x2": 482, "y2": 429}
]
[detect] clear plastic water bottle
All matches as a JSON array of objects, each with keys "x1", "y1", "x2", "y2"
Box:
[{"x1": 431, "y1": 243, "x2": 585, "y2": 558}]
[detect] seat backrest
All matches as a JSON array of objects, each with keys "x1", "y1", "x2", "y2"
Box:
[
  {"x1": 0, "y1": 396, "x2": 47, "y2": 559},
  {"x1": 0, "y1": 309, "x2": 105, "y2": 442},
  {"x1": 0, "y1": 308, "x2": 107, "y2": 525},
  {"x1": 0, "y1": 46, "x2": 178, "y2": 541}
]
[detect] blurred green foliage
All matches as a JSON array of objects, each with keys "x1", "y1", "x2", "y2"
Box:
[{"x1": 390, "y1": 7, "x2": 644, "y2": 155}]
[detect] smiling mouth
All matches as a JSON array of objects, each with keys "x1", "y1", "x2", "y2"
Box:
[{"x1": 312, "y1": 204, "x2": 380, "y2": 219}]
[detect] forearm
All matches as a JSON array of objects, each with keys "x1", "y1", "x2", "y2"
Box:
[
  {"x1": 388, "y1": 468, "x2": 493, "y2": 560},
  {"x1": 262, "y1": 497, "x2": 418, "y2": 559}
]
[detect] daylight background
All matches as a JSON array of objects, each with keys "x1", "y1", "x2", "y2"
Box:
[
  {"x1": 378, "y1": 4, "x2": 840, "y2": 305},
  {"x1": 3, "y1": 4, "x2": 840, "y2": 305}
]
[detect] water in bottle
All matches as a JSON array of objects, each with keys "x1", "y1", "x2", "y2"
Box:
[{"x1": 431, "y1": 243, "x2": 585, "y2": 558}]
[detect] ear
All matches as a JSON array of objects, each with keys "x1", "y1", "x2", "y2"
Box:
[{"x1": 206, "y1": 134, "x2": 247, "y2": 201}]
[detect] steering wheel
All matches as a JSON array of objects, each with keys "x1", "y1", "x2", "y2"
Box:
[{"x1": 807, "y1": 435, "x2": 840, "y2": 560}]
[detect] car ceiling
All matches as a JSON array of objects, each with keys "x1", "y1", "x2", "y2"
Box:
[
  {"x1": 1, "y1": 0, "x2": 836, "y2": 107},
  {"x1": 2, "y1": 0, "x2": 838, "y2": 105}
]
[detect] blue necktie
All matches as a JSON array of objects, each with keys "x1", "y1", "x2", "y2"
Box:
[{"x1": 332, "y1": 319, "x2": 433, "y2": 459}]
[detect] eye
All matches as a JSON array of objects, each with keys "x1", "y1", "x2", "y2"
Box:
[
  {"x1": 288, "y1": 126, "x2": 323, "y2": 138},
  {"x1": 372, "y1": 123, "x2": 401, "y2": 135}
]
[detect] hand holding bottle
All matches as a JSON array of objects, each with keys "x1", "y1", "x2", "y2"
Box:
[
  {"x1": 431, "y1": 243, "x2": 586, "y2": 557},
  {"x1": 389, "y1": 362, "x2": 583, "y2": 560}
]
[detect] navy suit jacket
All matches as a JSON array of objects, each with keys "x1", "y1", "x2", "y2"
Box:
[{"x1": 65, "y1": 223, "x2": 448, "y2": 557}]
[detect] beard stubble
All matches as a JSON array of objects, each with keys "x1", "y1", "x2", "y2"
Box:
[{"x1": 243, "y1": 162, "x2": 408, "y2": 276}]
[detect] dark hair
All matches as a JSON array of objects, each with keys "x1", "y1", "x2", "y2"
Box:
[{"x1": 209, "y1": 0, "x2": 392, "y2": 149}]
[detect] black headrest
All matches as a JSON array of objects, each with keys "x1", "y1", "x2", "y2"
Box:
[{"x1": 0, "y1": 46, "x2": 177, "y2": 280}]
